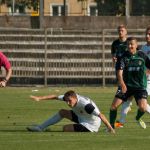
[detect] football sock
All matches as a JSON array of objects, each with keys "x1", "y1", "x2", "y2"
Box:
[
  {"x1": 109, "y1": 109, "x2": 117, "y2": 128},
  {"x1": 135, "y1": 109, "x2": 145, "y2": 121},
  {"x1": 146, "y1": 104, "x2": 150, "y2": 113},
  {"x1": 39, "y1": 112, "x2": 62, "y2": 130},
  {"x1": 119, "y1": 100, "x2": 132, "y2": 124}
]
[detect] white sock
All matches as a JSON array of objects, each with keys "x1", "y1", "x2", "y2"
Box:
[
  {"x1": 119, "y1": 100, "x2": 132, "y2": 124},
  {"x1": 39, "y1": 112, "x2": 62, "y2": 130},
  {"x1": 146, "y1": 104, "x2": 150, "y2": 113},
  {"x1": 147, "y1": 81, "x2": 150, "y2": 95}
]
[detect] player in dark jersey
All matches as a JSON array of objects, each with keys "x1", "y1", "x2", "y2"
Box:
[
  {"x1": 111, "y1": 25, "x2": 128, "y2": 63},
  {"x1": 110, "y1": 37, "x2": 150, "y2": 129},
  {"x1": 111, "y1": 25, "x2": 132, "y2": 128}
]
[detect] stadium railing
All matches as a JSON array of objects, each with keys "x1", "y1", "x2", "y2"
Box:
[{"x1": 0, "y1": 28, "x2": 145, "y2": 86}]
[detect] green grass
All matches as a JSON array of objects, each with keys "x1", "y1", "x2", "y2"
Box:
[{"x1": 0, "y1": 86, "x2": 150, "y2": 150}]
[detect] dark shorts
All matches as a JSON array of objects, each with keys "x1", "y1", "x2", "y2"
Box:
[
  {"x1": 115, "y1": 86, "x2": 148, "y2": 103},
  {"x1": 71, "y1": 110, "x2": 90, "y2": 132}
]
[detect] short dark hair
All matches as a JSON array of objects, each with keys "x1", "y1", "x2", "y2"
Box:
[
  {"x1": 146, "y1": 26, "x2": 150, "y2": 33},
  {"x1": 117, "y1": 24, "x2": 127, "y2": 30},
  {"x1": 127, "y1": 37, "x2": 137, "y2": 42},
  {"x1": 63, "y1": 90, "x2": 77, "y2": 101}
]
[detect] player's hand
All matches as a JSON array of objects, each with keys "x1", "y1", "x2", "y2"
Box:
[
  {"x1": 0, "y1": 81, "x2": 6, "y2": 87},
  {"x1": 30, "y1": 95, "x2": 40, "y2": 101},
  {"x1": 106, "y1": 128, "x2": 115, "y2": 134},
  {"x1": 120, "y1": 83, "x2": 127, "y2": 93},
  {"x1": 110, "y1": 128, "x2": 115, "y2": 134},
  {"x1": 112, "y1": 57, "x2": 117, "y2": 63}
]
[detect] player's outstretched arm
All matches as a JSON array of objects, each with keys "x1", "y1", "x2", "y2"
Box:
[
  {"x1": 30, "y1": 95, "x2": 58, "y2": 101},
  {"x1": 99, "y1": 113, "x2": 115, "y2": 134}
]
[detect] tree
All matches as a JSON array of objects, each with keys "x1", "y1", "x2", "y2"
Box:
[
  {"x1": 95, "y1": 0, "x2": 125, "y2": 16},
  {"x1": 0, "y1": 0, "x2": 38, "y2": 13}
]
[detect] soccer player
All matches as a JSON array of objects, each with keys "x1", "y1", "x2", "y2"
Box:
[
  {"x1": 27, "y1": 90, "x2": 115, "y2": 133},
  {"x1": 141, "y1": 26, "x2": 150, "y2": 95},
  {"x1": 110, "y1": 37, "x2": 150, "y2": 129},
  {"x1": 0, "y1": 51, "x2": 12, "y2": 87},
  {"x1": 111, "y1": 24, "x2": 132, "y2": 128}
]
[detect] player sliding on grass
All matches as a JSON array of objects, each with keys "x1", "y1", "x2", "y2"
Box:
[
  {"x1": 27, "y1": 90, "x2": 115, "y2": 133},
  {"x1": 110, "y1": 37, "x2": 150, "y2": 129}
]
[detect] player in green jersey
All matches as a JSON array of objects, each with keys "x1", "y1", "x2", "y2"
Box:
[
  {"x1": 110, "y1": 37, "x2": 150, "y2": 129},
  {"x1": 111, "y1": 25, "x2": 132, "y2": 128}
]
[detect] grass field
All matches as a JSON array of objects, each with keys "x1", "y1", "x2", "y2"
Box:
[{"x1": 0, "y1": 86, "x2": 150, "y2": 150}]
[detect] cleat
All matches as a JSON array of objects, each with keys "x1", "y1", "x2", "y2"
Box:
[
  {"x1": 137, "y1": 119, "x2": 146, "y2": 129},
  {"x1": 26, "y1": 125, "x2": 43, "y2": 132},
  {"x1": 115, "y1": 121, "x2": 124, "y2": 128}
]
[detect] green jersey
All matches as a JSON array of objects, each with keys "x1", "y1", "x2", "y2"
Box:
[
  {"x1": 116, "y1": 50, "x2": 150, "y2": 89},
  {"x1": 111, "y1": 39, "x2": 128, "y2": 59}
]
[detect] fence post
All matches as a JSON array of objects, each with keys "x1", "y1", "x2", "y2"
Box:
[
  {"x1": 102, "y1": 29, "x2": 105, "y2": 87},
  {"x1": 44, "y1": 28, "x2": 48, "y2": 87}
]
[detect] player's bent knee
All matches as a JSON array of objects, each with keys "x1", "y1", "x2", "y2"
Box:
[
  {"x1": 59, "y1": 109, "x2": 70, "y2": 117},
  {"x1": 111, "y1": 104, "x2": 117, "y2": 110},
  {"x1": 59, "y1": 109, "x2": 67, "y2": 117},
  {"x1": 139, "y1": 107, "x2": 146, "y2": 112}
]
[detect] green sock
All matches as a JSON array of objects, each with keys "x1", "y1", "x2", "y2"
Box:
[
  {"x1": 136, "y1": 109, "x2": 145, "y2": 121},
  {"x1": 109, "y1": 109, "x2": 117, "y2": 128}
]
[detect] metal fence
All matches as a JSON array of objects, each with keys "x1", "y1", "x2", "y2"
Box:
[{"x1": 0, "y1": 28, "x2": 145, "y2": 86}]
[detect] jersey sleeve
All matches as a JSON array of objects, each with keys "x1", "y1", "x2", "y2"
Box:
[
  {"x1": 57, "y1": 95, "x2": 65, "y2": 101},
  {"x1": 0, "y1": 52, "x2": 11, "y2": 71},
  {"x1": 84, "y1": 103, "x2": 100, "y2": 116},
  {"x1": 111, "y1": 42, "x2": 116, "y2": 56}
]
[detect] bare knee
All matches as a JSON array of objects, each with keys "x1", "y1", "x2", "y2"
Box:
[
  {"x1": 111, "y1": 103, "x2": 119, "y2": 110},
  {"x1": 111, "y1": 104, "x2": 117, "y2": 110},
  {"x1": 111, "y1": 98, "x2": 123, "y2": 110},
  {"x1": 139, "y1": 106, "x2": 146, "y2": 112},
  {"x1": 138, "y1": 100, "x2": 147, "y2": 112}
]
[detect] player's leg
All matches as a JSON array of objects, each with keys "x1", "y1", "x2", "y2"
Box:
[
  {"x1": 116, "y1": 98, "x2": 132, "y2": 127},
  {"x1": 63, "y1": 124, "x2": 90, "y2": 132},
  {"x1": 27, "y1": 109, "x2": 72, "y2": 132},
  {"x1": 136, "y1": 99, "x2": 147, "y2": 129},
  {"x1": 110, "y1": 86, "x2": 126, "y2": 128},
  {"x1": 146, "y1": 80, "x2": 150, "y2": 96},
  {"x1": 109, "y1": 97, "x2": 123, "y2": 129},
  {"x1": 135, "y1": 90, "x2": 148, "y2": 129},
  {"x1": 62, "y1": 111, "x2": 91, "y2": 132},
  {"x1": 146, "y1": 103, "x2": 150, "y2": 113},
  {"x1": 145, "y1": 81, "x2": 150, "y2": 113}
]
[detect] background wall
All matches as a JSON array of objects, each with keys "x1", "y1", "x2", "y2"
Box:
[{"x1": 0, "y1": 16, "x2": 149, "y2": 29}]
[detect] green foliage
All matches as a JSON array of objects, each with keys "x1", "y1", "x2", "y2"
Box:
[
  {"x1": 0, "y1": 0, "x2": 38, "y2": 11},
  {"x1": 95, "y1": 0, "x2": 125, "y2": 16}
]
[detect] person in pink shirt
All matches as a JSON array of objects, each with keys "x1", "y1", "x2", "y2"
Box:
[{"x1": 0, "y1": 51, "x2": 12, "y2": 87}]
